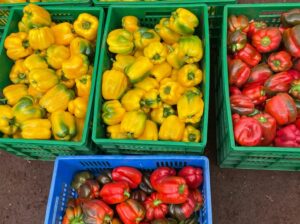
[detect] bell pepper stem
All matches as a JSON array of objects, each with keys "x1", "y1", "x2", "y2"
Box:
[
  {"x1": 124, "y1": 191, "x2": 130, "y2": 198},
  {"x1": 82, "y1": 20, "x2": 91, "y2": 30},
  {"x1": 261, "y1": 36, "x2": 271, "y2": 47},
  {"x1": 153, "y1": 199, "x2": 162, "y2": 206},
  {"x1": 178, "y1": 184, "x2": 186, "y2": 194}
]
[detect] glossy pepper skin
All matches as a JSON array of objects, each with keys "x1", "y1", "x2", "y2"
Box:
[
  {"x1": 265, "y1": 93, "x2": 297, "y2": 126},
  {"x1": 137, "y1": 120, "x2": 159, "y2": 141},
  {"x1": 62, "y1": 205, "x2": 84, "y2": 224},
  {"x1": 282, "y1": 25, "x2": 300, "y2": 58},
  {"x1": 71, "y1": 171, "x2": 93, "y2": 190},
  {"x1": 264, "y1": 71, "x2": 293, "y2": 94},
  {"x1": 117, "y1": 199, "x2": 146, "y2": 224},
  {"x1": 178, "y1": 166, "x2": 203, "y2": 189},
  {"x1": 81, "y1": 200, "x2": 114, "y2": 224},
  {"x1": 144, "y1": 193, "x2": 168, "y2": 221},
  {"x1": 177, "y1": 64, "x2": 202, "y2": 88},
  {"x1": 0, "y1": 105, "x2": 18, "y2": 135},
  {"x1": 150, "y1": 104, "x2": 176, "y2": 125},
  {"x1": 139, "y1": 171, "x2": 153, "y2": 194},
  {"x1": 242, "y1": 84, "x2": 266, "y2": 105},
  {"x1": 155, "y1": 18, "x2": 180, "y2": 45},
  {"x1": 281, "y1": 9, "x2": 300, "y2": 27},
  {"x1": 228, "y1": 59, "x2": 250, "y2": 88},
  {"x1": 102, "y1": 100, "x2": 126, "y2": 125},
  {"x1": 77, "y1": 180, "x2": 100, "y2": 199},
  {"x1": 141, "y1": 89, "x2": 161, "y2": 110},
  {"x1": 177, "y1": 35, "x2": 203, "y2": 64},
  {"x1": 107, "y1": 124, "x2": 128, "y2": 139},
  {"x1": 21, "y1": 4, "x2": 51, "y2": 29},
  {"x1": 159, "y1": 79, "x2": 184, "y2": 105},
  {"x1": 229, "y1": 86, "x2": 242, "y2": 96},
  {"x1": 158, "y1": 115, "x2": 185, "y2": 141},
  {"x1": 234, "y1": 117, "x2": 262, "y2": 146},
  {"x1": 70, "y1": 37, "x2": 94, "y2": 60},
  {"x1": 125, "y1": 56, "x2": 154, "y2": 83},
  {"x1": 167, "y1": 44, "x2": 185, "y2": 69},
  {"x1": 51, "y1": 22, "x2": 75, "y2": 46},
  {"x1": 228, "y1": 15, "x2": 249, "y2": 33},
  {"x1": 121, "y1": 88, "x2": 145, "y2": 111},
  {"x1": 28, "y1": 27, "x2": 55, "y2": 50},
  {"x1": 51, "y1": 110, "x2": 76, "y2": 140},
  {"x1": 150, "y1": 62, "x2": 172, "y2": 82},
  {"x1": 267, "y1": 51, "x2": 292, "y2": 72},
  {"x1": 235, "y1": 43, "x2": 261, "y2": 67},
  {"x1": 4, "y1": 32, "x2": 33, "y2": 60},
  {"x1": 73, "y1": 118, "x2": 84, "y2": 142},
  {"x1": 24, "y1": 53, "x2": 48, "y2": 71},
  {"x1": 74, "y1": 13, "x2": 99, "y2": 41},
  {"x1": 56, "y1": 69, "x2": 75, "y2": 89},
  {"x1": 75, "y1": 75, "x2": 91, "y2": 98},
  {"x1": 150, "y1": 167, "x2": 176, "y2": 191},
  {"x1": 112, "y1": 167, "x2": 142, "y2": 189},
  {"x1": 122, "y1": 16, "x2": 139, "y2": 33},
  {"x1": 246, "y1": 63, "x2": 273, "y2": 86},
  {"x1": 169, "y1": 8, "x2": 199, "y2": 35},
  {"x1": 182, "y1": 125, "x2": 201, "y2": 143},
  {"x1": 169, "y1": 194, "x2": 195, "y2": 221},
  {"x1": 9, "y1": 60, "x2": 29, "y2": 84},
  {"x1": 113, "y1": 54, "x2": 136, "y2": 72},
  {"x1": 46, "y1": 44, "x2": 70, "y2": 70},
  {"x1": 252, "y1": 28, "x2": 282, "y2": 53},
  {"x1": 62, "y1": 54, "x2": 89, "y2": 80},
  {"x1": 20, "y1": 119, "x2": 52, "y2": 140},
  {"x1": 253, "y1": 113, "x2": 277, "y2": 146},
  {"x1": 275, "y1": 124, "x2": 300, "y2": 147},
  {"x1": 227, "y1": 30, "x2": 247, "y2": 53},
  {"x1": 100, "y1": 181, "x2": 131, "y2": 204},
  {"x1": 289, "y1": 79, "x2": 300, "y2": 100},
  {"x1": 121, "y1": 111, "x2": 147, "y2": 138},
  {"x1": 131, "y1": 190, "x2": 147, "y2": 203},
  {"x1": 3, "y1": 84, "x2": 28, "y2": 106},
  {"x1": 230, "y1": 94, "x2": 255, "y2": 115},
  {"x1": 144, "y1": 42, "x2": 168, "y2": 65},
  {"x1": 68, "y1": 97, "x2": 88, "y2": 119},
  {"x1": 97, "y1": 170, "x2": 112, "y2": 186},
  {"x1": 29, "y1": 68, "x2": 59, "y2": 93},
  {"x1": 247, "y1": 21, "x2": 267, "y2": 38},
  {"x1": 133, "y1": 28, "x2": 161, "y2": 50},
  {"x1": 107, "y1": 29, "x2": 134, "y2": 54}
]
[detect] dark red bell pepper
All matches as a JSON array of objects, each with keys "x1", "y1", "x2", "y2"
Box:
[
  {"x1": 112, "y1": 166, "x2": 142, "y2": 189},
  {"x1": 252, "y1": 27, "x2": 282, "y2": 53},
  {"x1": 232, "y1": 113, "x2": 241, "y2": 125},
  {"x1": 62, "y1": 206, "x2": 84, "y2": 224},
  {"x1": 265, "y1": 93, "x2": 297, "y2": 126},
  {"x1": 150, "y1": 167, "x2": 176, "y2": 191},
  {"x1": 228, "y1": 14, "x2": 249, "y2": 33},
  {"x1": 283, "y1": 25, "x2": 300, "y2": 57},
  {"x1": 247, "y1": 20, "x2": 267, "y2": 38},
  {"x1": 234, "y1": 117, "x2": 263, "y2": 146},
  {"x1": 178, "y1": 166, "x2": 203, "y2": 189},
  {"x1": 242, "y1": 84, "x2": 266, "y2": 105},
  {"x1": 81, "y1": 200, "x2": 114, "y2": 224},
  {"x1": 267, "y1": 51, "x2": 293, "y2": 72},
  {"x1": 228, "y1": 59, "x2": 250, "y2": 88},
  {"x1": 71, "y1": 171, "x2": 93, "y2": 190},
  {"x1": 245, "y1": 63, "x2": 273, "y2": 87},
  {"x1": 235, "y1": 43, "x2": 261, "y2": 67},
  {"x1": 144, "y1": 193, "x2": 168, "y2": 221},
  {"x1": 77, "y1": 179, "x2": 100, "y2": 199},
  {"x1": 293, "y1": 58, "x2": 300, "y2": 72},
  {"x1": 229, "y1": 86, "x2": 242, "y2": 96},
  {"x1": 264, "y1": 71, "x2": 293, "y2": 94},
  {"x1": 289, "y1": 79, "x2": 300, "y2": 100},
  {"x1": 230, "y1": 94, "x2": 255, "y2": 115},
  {"x1": 275, "y1": 124, "x2": 300, "y2": 147},
  {"x1": 189, "y1": 189, "x2": 203, "y2": 212},
  {"x1": 116, "y1": 199, "x2": 146, "y2": 224},
  {"x1": 253, "y1": 113, "x2": 277, "y2": 146},
  {"x1": 281, "y1": 9, "x2": 300, "y2": 27},
  {"x1": 288, "y1": 69, "x2": 300, "y2": 80},
  {"x1": 131, "y1": 190, "x2": 148, "y2": 203},
  {"x1": 227, "y1": 30, "x2": 247, "y2": 52},
  {"x1": 168, "y1": 193, "x2": 196, "y2": 221},
  {"x1": 156, "y1": 176, "x2": 189, "y2": 204},
  {"x1": 99, "y1": 181, "x2": 130, "y2": 204},
  {"x1": 139, "y1": 172, "x2": 153, "y2": 194}
]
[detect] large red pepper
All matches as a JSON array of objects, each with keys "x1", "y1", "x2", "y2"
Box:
[
  {"x1": 168, "y1": 193, "x2": 196, "y2": 221},
  {"x1": 190, "y1": 189, "x2": 203, "y2": 212},
  {"x1": 99, "y1": 181, "x2": 130, "y2": 204},
  {"x1": 247, "y1": 20, "x2": 267, "y2": 38},
  {"x1": 234, "y1": 117, "x2": 263, "y2": 146},
  {"x1": 112, "y1": 166, "x2": 142, "y2": 189},
  {"x1": 77, "y1": 179, "x2": 100, "y2": 199},
  {"x1": 232, "y1": 113, "x2": 241, "y2": 125},
  {"x1": 150, "y1": 167, "x2": 176, "y2": 191},
  {"x1": 178, "y1": 166, "x2": 203, "y2": 189},
  {"x1": 252, "y1": 28, "x2": 282, "y2": 53},
  {"x1": 116, "y1": 199, "x2": 146, "y2": 224},
  {"x1": 275, "y1": 124, "x2": 300, "y2": 147},
  {"x1": 227, "y1": 30, "x2": 247, "y2": 52},
  {"x1": 289, "y1": 79, "x2": 300, "y2": 100},
  {"x1": 228, "y1": 59, "x2": 250, "y2": 88},
  {"x1": 253, "y1": 113, "x2": 277, "y2": 146},
  {"x1": 230, "y1": 94, "x2": 255, "y2": 115},
  {"x1": 156, "y1": 176, "x2": 189, "y2": 204},
  {"x1": 81, "y1": 200, "x2": 114, "y2": 224},
  {"x1": 283, "y1": 25, "x2": 300, "y2": 57},
  {"x1": 228, "y1": 15, "x2": 249, "y2": 33},
  {"x1": 144, "y1": 193, "x2": 168, "y2": 221},
  {"x1": 264, "y1": 71, "x2": 293, "y2": 94},
  {"x1": 288, "y1": 69, "x2": 300, "y2": 80},
  {"x1": 265, "y1": 93, "x2": 297, "y2": 126},
  {"x1": 293, "y1": 58, "x2": 300, "y2": 72},
  {"x1": 267, "y1": 51, "x2": 293, "y2": 72},
  {"x1": 229, "y1": 86, "x2": 242, "y2": 96},
  {"x1": 62, "y1": 206, "x2": 84, "y2": 224},
  {"x1": 242, "y1": 84, "x2": 266, "y2": 105},
  {"x1": 281, "y1": 9, "x2": 300, "y2": 27},
  {"x1": 235, "y1": 43, "x2": 261, "y2": 67},
  {"x1": 245, "y1": 63, "x2": 273, "y2": 87}
]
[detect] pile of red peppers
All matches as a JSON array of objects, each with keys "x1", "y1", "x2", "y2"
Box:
[
  {"x1": 227, "y1": 9, "x2": 300, "y2": 147},
  {"x1": 62, "y1": 166, "x2": 204, "y2": 224}
]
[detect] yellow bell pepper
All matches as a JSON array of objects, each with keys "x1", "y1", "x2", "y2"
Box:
[
  {"x1": 107, "y1": 29, "x2": 134, "y2": 55},
  {"x1": 24, "y1": 53, "x2": 48, "y2": 71},
  {"x1": 182, "y1": 125, "x2": 201, "y2": 142},
  {"x1": 138, "y1": 120, "x2": 158, "y2": 141},
  {"x1": 3, "y1": 84, "x2": 28, "y2": 106},
  {"x1": 75, "y1": 75, "x2": 91, "y2": 98},
  {"x1": 73, "y1": 13, "x2": 99, "y2": 41},
  {"x1": 121, "y1": 88, "x2": 145, "y2": 111},
  {"x1": 134, "y1": 50, "x2": 144, "y2": 58},
  {"x1": 72, "y1": 118, "x2": 85, "y2": 142},
  {"x1": 46, "y1": 44, "x2": 70, "y2": 70},
  {"x1": 29, "y1": 68, "x2": 59, "y2": 93},
  {"x1": 57, "y1": 69, "x2": 75, "y2": 89},
  {"x1": 102, "y1": 70, "x2": 128, "y2": 100},
  {"x1": 125, "y1": 56, "x2": 153, "y2": 83},
  {"x1": 177, "y1": 87, "x2": 204, "y2": 124},
  {"x1": 4, "y1": 32, "x2": 33, "y2": 60},
  {"x1": 169, "y1": 8, "x2": 199, "y2": 35},
  {"x1": 159, "y1": 78, "x2": 184, "y2": 105},
  {"x1": 166, "y1": 44, "x2": 185, "y2": 69},
  {"x1": 70, "y1": 37, "x2": 94, "y2": 60},
  {"x1": 178, "y1": 36, "x2": 203, "y2": 64},
  {"x1": 68, "y1": 97, "x2": 88, "y2": 119},
  {"x1": 9, "y1": 59, "x2": 29, "y2": 84},
  {"x1": 28, "y1": 27, "x2": 55, "y2": 50},
  {"x1": 62, "y1": 54, "x2": 89, "y2": 79},
  {"x1": 141, "y1": 89, "x2": 161, "y2": 109},
  {"x1": 112, "y1": 54, "x2": 135, "y2": 72},
  {"x1": 51, "y1": 22, "x2": 75, "y2": 46},
  {"x1": 20, "y1": 119, "x2": 51, "y2": 140},
  {"x1": 150, "y1": 61, "x2": 172, "y2": 82},
  {"x1": 121, "y1": 110, "x2": 147, "y2": 139},
  {"x1": 102, "y1": 100, "x2": 126, "y2": 125},
  {"x1": 21, "y1": 4, "x2": 52, "y2": 29},
  {"x1": 144, "y1": 42, "x2": 168, "y2": 65},
  {"x1": 39, "y1": 83, "x2": 75, "y2": 113},
  {"x1": 134, "y1": 77, "x2": 159, "y2": 92},
  {"x1": 122, "y1": 16, "x2": 139, "y2": 33},
  {"x1": 133, "y1": 27, "x2": 160, "y2": 49},
  {"x1": 154, "y1": 18, "x2": 181, "y2": 45},
  {"x1": 0, "y1": 105, "x2": 18, "y2": 135},
  {"x1": 150, "y1": 103, "x2": 176, "y2": 125},
  {"x1": 177, "y1": 64, "x2": 202, "y2": 87},
  {"x1": 158, "y1": 115, "x2": 185, "y2": 141},
  {"x1": 107, "y1": 124, "x2": 127, "y2": 139},
  {"x1": 50, "y1": 110, "x2": 76, "y2": 141},
  {"x1": 28, "y1": 85, "x2": 43, "y2": 99},
  {"x1": 170, "y1": 69, "x2": 178, "y2": 81}
]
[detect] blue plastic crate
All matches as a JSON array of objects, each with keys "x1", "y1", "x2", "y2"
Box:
[{"x1": 45, "y1": 155, "x2": 212, "y2": 224}]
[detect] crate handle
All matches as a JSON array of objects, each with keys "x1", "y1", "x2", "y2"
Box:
[{"x1": 144, "y1": 11, "x2": 171, "y2": 18}]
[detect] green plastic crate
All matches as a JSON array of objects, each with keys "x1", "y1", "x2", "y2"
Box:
[
  {"x1": 216, "y1": 3, "x2": 300, "y2": 171},
  {"x1": 92, "y1": 4, "x2": 210, "y2": 154},
  {"x1": 0, "y1": 6, "x2": 104, "y2": 160}
]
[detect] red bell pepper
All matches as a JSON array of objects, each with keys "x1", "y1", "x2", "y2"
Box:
[
  {"x1": 265, "y1": 93, "x2": 297, "y2": 126},
  {"x1": 245, "y1": 63, "x2": 273, "y2": 87},
  {"x1": 116, "y1": 199, "x2": 146, "y2": 224},
  {"x1": 228, "y1": 59, "x2": 250, "y2": 88},
  {"x1": 283, "y1": 25, "x2": 300, "y2": 57},
  {"x1": 232, "y1": 113, "x2": 241, "y2": 125},
  {"x1": 62, "y1": 206, "x2": 84, "y2": 224},
  {"x1": 267, "y1": 51, "x2": 293, "y2": 72},
  {"x1": 264, "y1": 71, "x2": 293, "y2": 94},
  {"x1": 234, "y1": 117, "x2": 263, "y2": 146},
  {"x1": 144, "y1": 193, "x2": 168, "y2": 221},
  {"x1": 150, "y1": 167, "x2": 176, "y2": 191},
  {"x1": 168, "y1": 193, "x2": 196, "y2": 221},
  {"x1": 228, "y1": 14, "x2": 249, "y2": 33},
  {"x1": 190, "y1": 189, "x2": 203, "y2": 212},
  {"x1": 252, "y1": 27, "x2": 282, "y2": 53},
  {"x1": 275, "y1": 124, "x2": 300, "y2": 147},
  {"x1": 156, "y1": 176, "x2": 189, "y2": 204},
  {"x1": 242, "y1": 84, "x2": 266, "y2": 105},
  {"x1": 289, "y1": 79, "x2": 300, "y2": 100},
  {"x1": 235, "y1": 43, "x2": 261, "y2": 67},
  {"x1": 227, "y1": 30, "x2": 247, "y2": 52},
  {"x1": 178, "y1": 166, "x2": 203, "y2": 189},
  {"x1": 99, "y1": 181, "x2": 130, "y2": 204},
  {"x1": 296, "y1": 118, "x2": 300, "y2": 128},
  {"x1": 253, "y1": 113, "x2": 277, "y2": 146},
  {"x1": 229, "y1": 86, "x2": 242, "y2": 96},
  {"x1": 112, "y1": 166, "x2": 142, "y2": 189},
  {"x1": 77, "y1": 179, "x2": 100, "y2": 199},
  {"x1": 81, "y1": 200, "x2": 114, "y2": 224},
  {"x1": 247, "y1": 20, "x2": 267, "y2": 38},
  {"x1": 278, "y1": 25, "x2": 287, "y2": 35},
  {"x1": 281, "y1": 9, "x2": 300, "y2": 27},
  {"x1": 288, "y1": 69, "x2": 300, "y2": 80},
  {"x1": 230, "y1": 94, "x2": 255, "y2": 115},
  {"x1": 293, "y1": 58, "x2": 300, "y2": 72}
]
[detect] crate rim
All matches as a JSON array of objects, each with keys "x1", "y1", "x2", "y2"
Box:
[{"x1": 0, "y1": 0, "x2": 90, "y2": 8}]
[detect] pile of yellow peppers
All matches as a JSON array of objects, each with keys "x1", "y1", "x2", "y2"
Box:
[
  {"x1": 102, "y1": 8, "x2": 204, "y2": 143},
  {"x1": 0, "y1": 4, "x2": 99, "y2": 141}
]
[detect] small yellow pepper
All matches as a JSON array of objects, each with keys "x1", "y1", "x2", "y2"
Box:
[
  {"x1": 28, "y1": 27, "x2": 55, "y2": 50},
  {"x1": 0, "y1": 105, "x2": 18, "y2": 135},
  {"x1": 121, "y1": 88, "x2": 145, "y2": 111},
  {"x1": 51, "y1": 22, "x2": 76, "y2": 46},
  {"x1": 144, "y1": 42, "x2": 168, "y2": 64},
  {"x1": 112, "y1": 54, "x2": 135, "y2": 72},
  {"x1": 150, "y1": 61, "x2": 172, "y2": 82},
  {"x1": 51, "y1": 110, "x2": 76, "y2": 141},
  {"x1": 20, "y1": 119, "x2": 52, "y2": 140},
  {"x1": 28, "y1": 85, "x2": 43, "y2": 99},
  {"x1": 9, "y1": 59, "x2": 29, "y2": 84},
  {"x1": 122, "y1": 16, "x2": 139, "y2": 33},
  {"x1": 121, "y1": 110, "x2": 147, "y2": 139},
  {"x1": 167, "y1": 44, "x2": 185, "y2": 69},
  {"x1": 57, "y1": 69, "x2": 75, "y2": 89},
  {"x1": 72, "y1": 118, "x2": 85, "y2": 142},
  {"x1": 62, "y1": 54, "x2": 89, "y2": 79},
  {"x1": 134, "y1": 77, "x2": 159, "y2": 92},
  {"x1": 107, "y1": 29, "x2": 134, "y2": 55},
  {"x1": 46, "y1": 44, "x2": 70, "y2": 70},
  {"x1": 158, "y1": 115, "x2": 185, "y2": 141},
  {"x1": 169, "y1": 8, "x2": 199, "y2": 35},
  {"x1": 138, "y1": 120, "x2": 158, "y2": 141},
  {"x1": 178, "y1": 36, "x2": 203, "y2": 64},
  {"x1": 3, "y1": 84, "x2": 28, "y2": 106},
  {"x1": 141, "y1": 89, "x2": 161, "y2": 109},
  {"x1": 159, "y1": 78, "x2": 184, "y2": 105},
  {"x1": 134, "y1": 27, "x2": 160, "y2": 49},
  {"x1": 68, "y1": 97, "x2": 88, "y2": 119},
  {"x1": 125, "y1": 56, "x2": 153, "y2": 83},
  {"x1": 102, "y1": 70, "x2": 128, "y2": 100},
  {"x1": 70, "y1": 37, "x2": 94, "y2": 60},
  {"x1": 154, "y1": 18, "x2": 181, "y2": 45},
  {"x1": 75, "y1": 75, "x2": 91, "y2": 98},
  {"x1": 24, "y1": 53, "x2": 48, "y2": 71},
  {"x1": 107, "y1": 124, "x2": 128, "y2": 139},
  {"x1": 102, "y1": 100, "x2": 126, "y2": 126},
  {"x1": 150, "y1": 103, "x2": 176, "y2": 125},
  {"x1": 177, "y1": 64, "x2": 203, "y2": 87},
  {"x1": 29, "y1": 68, "x2": 59, "y2": 93},
  {"x1": 182, "y1": 125, "x2": 201, "y2": 142},
  {"x1": 21, "y1": 4, "x2": 52, "y2": 29},
  {"x1": 73, "y1": 13, "x2": 99, "y2": 41}
]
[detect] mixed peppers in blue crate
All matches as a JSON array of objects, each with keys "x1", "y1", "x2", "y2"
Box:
[
  {"x1": 227, "y1": 9, "x2": 300, "y2": 147},
  {"x1": 63, "y1": 165, "x2": 204, "y2": 224}
]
